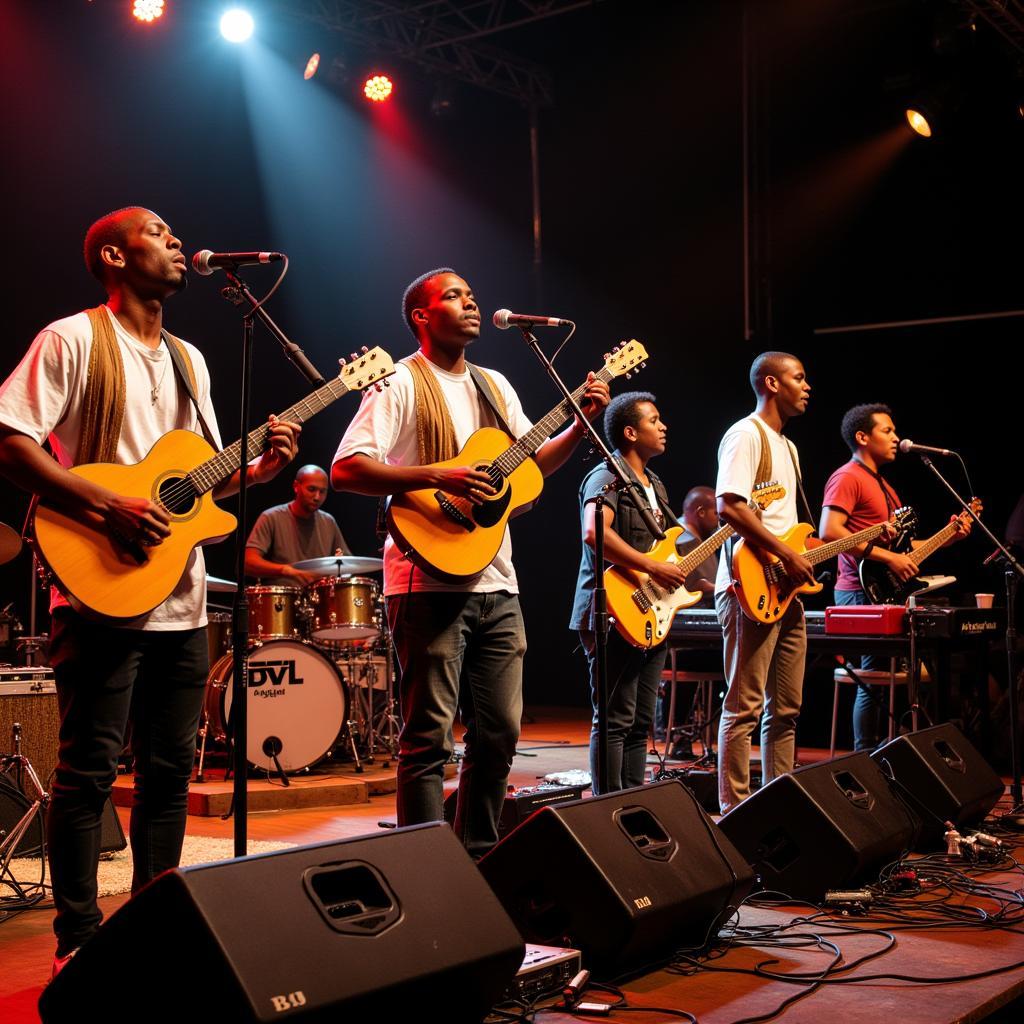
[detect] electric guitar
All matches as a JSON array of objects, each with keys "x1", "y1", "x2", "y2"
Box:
[
  {"x1": 859, "y1": 498, "x2": 980, "y2": 605},
  {"x1": 387, "y1": 341, "x2": 649, "y2": 584},
  {"x1": 606, "y1": 482, "x2": 785, "y2": 648},
  {"x1": 32, "y1": 348, "x2": 396, "y2": 619},
  {"x1": 731, "y1": 506, "x2": 918, "y2": 623}
]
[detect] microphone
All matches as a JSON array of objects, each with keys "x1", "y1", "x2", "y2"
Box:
[
  {"x1": 191, "y1": 250, "x2": 284, "y2": 276},
  {"x1": 898, "y1": 439, "x2": 955, "y2": 457},
  {"x1": 492, "y1": 309, "x2": 571, "y2": 330}
]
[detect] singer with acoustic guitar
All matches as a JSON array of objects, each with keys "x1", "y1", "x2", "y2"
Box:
[
  {"x1": 0, "y1": 207, "x2": 300, "y2": 977},
  {"x1": 331, "y1": 267, "x2": 609, "y2": 858}
]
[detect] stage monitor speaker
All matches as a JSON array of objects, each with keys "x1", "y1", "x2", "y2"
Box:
[
  {"x1": 477, "y1": 779, "x2": 754, "y2": 976},
  {"x1": 872, "y1": 723, "x2": 1004, "y2": 843},
  {"x1": 717, "y1": 751, "x2": 920, "y2": 902},
  {"x1": 40, "y1": 822, "x2": 524, "y2": 1024}
]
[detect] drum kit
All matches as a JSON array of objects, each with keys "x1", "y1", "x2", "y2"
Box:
[{"x1": 197, "y1": 555, "x2": 400, "y2": 781}]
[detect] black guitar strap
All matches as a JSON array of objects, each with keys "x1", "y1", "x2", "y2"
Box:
[{"x1": 163, "y1": 330, "x2": 218, "y2": 449}]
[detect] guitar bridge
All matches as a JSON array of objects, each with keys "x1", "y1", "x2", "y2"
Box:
[{"x1": 434, "y1": 492, "x2": 475, "y2": 532}]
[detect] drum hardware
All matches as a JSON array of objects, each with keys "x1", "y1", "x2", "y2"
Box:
[
  {"x1": 15, "y1": 635, "x2": 48, "y2": 668},
  {"x1": 1, "y1": 724, "x2": 49, "y2": 901}
]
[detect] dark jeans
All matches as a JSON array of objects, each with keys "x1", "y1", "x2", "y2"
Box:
[
  {"x1": 387, "y1": 591, "x2": 525, "y2": 858},
  {"x1": 47, "y1": 609, "x2": 207, "y2": 955},
  {"x1": 834, "y1": 588, "x2": 886, "y2": 751},
  {"x1": 580, "y1": 629, "x2": 668, "y2": 794}
]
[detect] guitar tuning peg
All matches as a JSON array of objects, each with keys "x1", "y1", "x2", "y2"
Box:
[
  {"x1": 338, "y1": 357, "x2": 347, "y2": 366},
  {"x1": 625, "y1": 372, "x2": 632, "y2": 380},
  {"x1": 361, "y1": 345, "x2": 369, "y2": 354},
  {"x1": 350, "y1": 352, "x2": 359, "y2": 362},
  {"x1": 641, "y1": 362, "x2": 647, "y2": 370},
  {"x1": 612, "y1": 345, "x2": 620, "y2": 353},
  {"x1": 374, "y1": 382, "x2": 383, "y2": 392},
  {"x1": 603, "y1": 352, "x2": 610, "y2": 362},
  {"x1": 383, "y1": 378, "x2": 391, "y2": 387}
]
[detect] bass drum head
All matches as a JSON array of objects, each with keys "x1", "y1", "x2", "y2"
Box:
[{"x1": 212, "y1": 640, "x2": 348, "y2": 773}]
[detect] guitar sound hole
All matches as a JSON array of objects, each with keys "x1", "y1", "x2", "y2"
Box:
[{"x1": 158, "y1": 476, "x2": 199, "y2": 517}]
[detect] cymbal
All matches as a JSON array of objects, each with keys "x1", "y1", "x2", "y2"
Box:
[
  {"x1": 206, "y1": 574, "x2": 239, "y2": 593},
  {"x1": 291, "y1": 555, "x2": 384, "y2": 575},
  {"x1": 0, "y1": 522, "x2": 22, "y2": 565}
]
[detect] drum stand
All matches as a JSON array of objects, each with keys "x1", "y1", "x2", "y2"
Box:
[{"x1": 1, "y1": 730, "x2": 48, "y2": 903}]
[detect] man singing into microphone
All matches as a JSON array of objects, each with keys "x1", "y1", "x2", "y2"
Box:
[
  {"x1": 819, "y1": 403, "x2": 971, "y2": 750},
  {"x1": 331, "y1": 267, "x2": 608, "y2": 857},
  {"x1": 0, "y1": 207, "x2": 301, "y2": 976}
]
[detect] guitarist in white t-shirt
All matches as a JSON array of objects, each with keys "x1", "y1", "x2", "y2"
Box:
[{"x1": 0, "y1": 207, "x2": 300, "y2": 976}]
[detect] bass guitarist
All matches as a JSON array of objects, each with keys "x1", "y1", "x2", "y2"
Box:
[
  {"x1": 0, "y1": 207, "x2": 300, "y2": 977},
  {"x1": 819, "y1": 403, "x2": 971, "y2": 751},
  {"x1": 715, "y1": 351, "x2": 815, "y2": 813}
]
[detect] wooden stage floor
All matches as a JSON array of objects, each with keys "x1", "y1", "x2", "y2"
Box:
[{"x1": 2, "y1": 706, "x2": 1024, "y2": 1023}]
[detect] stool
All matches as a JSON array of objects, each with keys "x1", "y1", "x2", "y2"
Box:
[
  {"x1": 830, "y1": 658, "x2": 908, "y2": 756},
  {"x1": 661, "y1": 647, "x2": 725, "y2": 759}
]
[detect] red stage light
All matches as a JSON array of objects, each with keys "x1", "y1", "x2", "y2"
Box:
[
  {"x1": 364, "y1": 75, "x2": 394, "y2": 102},
  {"x1": 304, "y1": 53, "x2": 321, "y2": 80},
  {"x1": 132, "y1": 0, "x2": 165, "y2": 23}
]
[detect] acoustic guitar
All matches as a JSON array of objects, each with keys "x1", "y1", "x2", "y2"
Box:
[
  {"x1": 32, "y1": 348, "x2": 396, "y2": 619},
  {"x1": 387, "y1": 342, "x2": 649, "y2": 584}
]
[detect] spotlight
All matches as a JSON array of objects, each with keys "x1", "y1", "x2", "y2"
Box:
[
  {"x1": 905, "y1": 108, "x2": 933, "y2": 137},
  {"x1": 364, "y1": 74, "x2": 394, "y2": 102},
  {"x1": 132, "y1": 0, "x2": 164, "y2": 22},
  {"x1": 304, "y1": 53, "x2": 321, "y2": 80},
  {"x1": 220, "y1": 8, "x2": 254, "y2": 43}
]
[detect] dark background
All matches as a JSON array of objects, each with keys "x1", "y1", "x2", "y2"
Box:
[{"x1": 1, "y1": 1, "x2": 1020, "y2": 745}]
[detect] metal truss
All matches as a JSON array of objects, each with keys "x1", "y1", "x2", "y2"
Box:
[
  {"x1": 959, "y1": 1, "x2": 1024, "y2": 56},
  {"x1": 272, "y1": 1, "x2": 598, "y2": 106}
]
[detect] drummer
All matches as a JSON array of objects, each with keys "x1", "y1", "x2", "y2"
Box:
[{"x1": 245, "y1": 464, "x2": 352, "y2": 588}]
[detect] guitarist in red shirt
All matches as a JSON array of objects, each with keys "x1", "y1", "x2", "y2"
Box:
[{"x1": 820, "y1": 403, "x2": 970, "y2": 750}]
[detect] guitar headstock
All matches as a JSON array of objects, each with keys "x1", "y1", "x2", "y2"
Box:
[
  {"x1": 893, "y1": 505, "x2": 918, "y2": 534},
  {"x1": 603, "y1": 340, "x2": 649, "y2": 381},
  {"x1": 751, "y1": 480, "x2": 785, "y2": 511},
  {"x1": 338, "y1": 347, "x2": 396, "y2": 393}
]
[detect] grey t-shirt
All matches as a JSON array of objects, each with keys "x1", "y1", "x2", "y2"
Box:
[{"x1": 246, "y1": 503, "x2": 350, "y2": 587}]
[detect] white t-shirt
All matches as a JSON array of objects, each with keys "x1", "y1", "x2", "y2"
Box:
[
  {"x1": 714, "y1": 413, "x2": 802, "y2": 595},
  {"x1": 333, "y1": 356, "x2": 533, "y2": 595},
  {"x1": 0, "y1": 307, "x2": 223, "y2": 630}
]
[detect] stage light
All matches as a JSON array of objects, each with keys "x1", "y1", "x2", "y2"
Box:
[
  {"x1": 132, "y1": 0, "x2": 164, "y2": 22},
  {"x1": 220, "y1": 8, "x2": 254, "y2": 44},
  {"x1": 364, "y1": 74, "x2": 394, "y2": 102},
  {"x1": 906, "y1": 108, "x2": 933, "y2": 137},
  {"x1": 304, "y1": 53, "x2": 320, "y2": 80}
]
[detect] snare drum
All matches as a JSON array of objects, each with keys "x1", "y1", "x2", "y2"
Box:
[
  {"x1": 247, "y1": 585, "x2": 302, "y2": 642},
  {"x1": 204, "y1": 640, "x2": 349, "y2": 773},
  {"x1": 309, "y1": 576, "x2": 380, "y2": 642},
  {"x1": 205, "y1": 612, "x2": 232, "y2": 667}
]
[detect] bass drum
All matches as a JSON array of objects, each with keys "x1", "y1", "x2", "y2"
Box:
[{"x1": 204, "y1": 640, "x2": 348, "y2": 773}]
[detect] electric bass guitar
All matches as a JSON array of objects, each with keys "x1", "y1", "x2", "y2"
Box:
[
  {"x1": 32, "y1": 348, "x2": 396, "y2": 619},
  {"x1": 387, "y1": 341, "x2": 649, "y2": 583},
  {"x1": 606, "y1": 482, "x2": 785, "y2": 648},
  {"x1": 731, "y1": 506, "x2": 918, "y2": 623},
  {"x1": 858, "y1": 498, "x2": 980, "y2": 605}
]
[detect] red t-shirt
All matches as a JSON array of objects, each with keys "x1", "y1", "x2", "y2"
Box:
[{"x1": 821, "y1": 460, "x2": 902, "y2": 591}]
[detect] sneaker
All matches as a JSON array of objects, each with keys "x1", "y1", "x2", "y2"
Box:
[{"x1": 50, "y1": 947, "x2": 79, "y2": 980}]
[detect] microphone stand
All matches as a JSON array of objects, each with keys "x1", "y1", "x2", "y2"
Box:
[
  {"x1": 916, "y1": 452, "x2": 1024, "y2": 809},
  {"x1": 217, "y1": 271, "x2": 326, "y2": 858},
  {"x1": 518, "y1": 326, "x2": 665, "y2": 795},
  {"x1": 222, "y1": 271, "x2": 326, "y2": 388}
]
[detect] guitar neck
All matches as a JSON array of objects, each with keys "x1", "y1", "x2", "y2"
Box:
[
  {"x1": 492, "y1": 366, "x2": 615, "y2": 477},
  {"x1": 679, "y1": 523, "x2": 735, "y2": 575},
  {"x1": 911, "y1": 520, "x2": 960, "y2": 566},
  {"x1": 804, "y1": 520, "x2": 890, "y2": 567},
  {"x1": 187, "y1": 376, "x2": 353, "y2": 495}
]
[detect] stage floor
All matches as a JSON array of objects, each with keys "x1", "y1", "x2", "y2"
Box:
[{"x1": 2, "y1": 707, "x2": 1023, "y2": 1023}]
